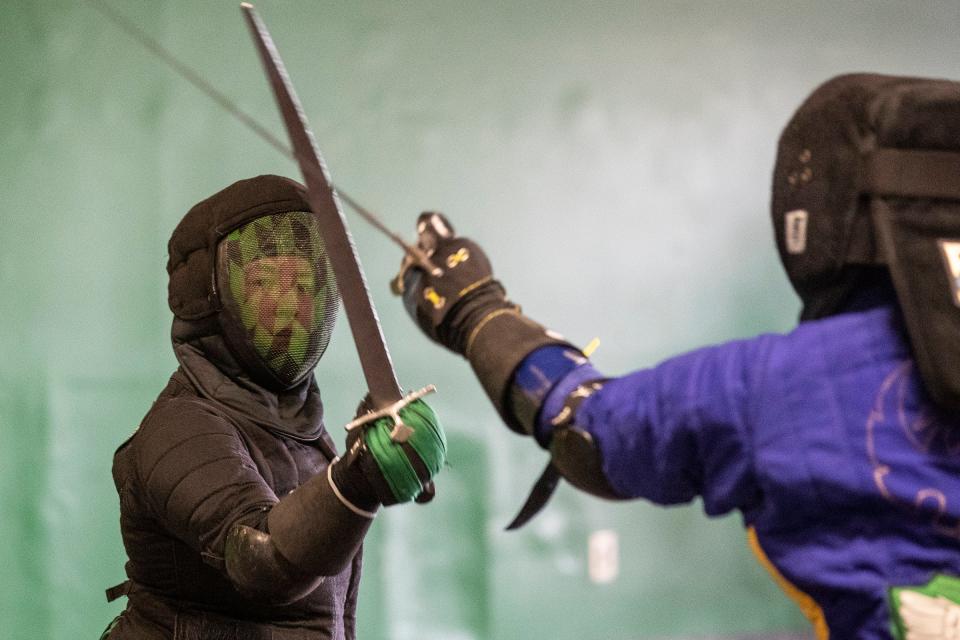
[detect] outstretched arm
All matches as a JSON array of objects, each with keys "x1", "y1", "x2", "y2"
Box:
[
  {"x1": 229, "y1": 394, "x2": 445, "y2": 601},
  {"x1": 397, "y1": 213, "x2": 764, "y2": 517},
  {"x1": 396, "y1": 213, "x2": 618, "y2": 500},
  {"x1": 133, "y1": 396, "x2": 445, "y2": 604}
]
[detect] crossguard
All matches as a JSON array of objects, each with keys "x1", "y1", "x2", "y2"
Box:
[
  {"x1": 390, "y1": 211, "x2": 451, "y2": 295},
  {"x1": 345, "y1": 385, "x2": 438, "y2": 443},
  {"x1": 390, "y1": 253, "x2": 416, "y2": 296}
]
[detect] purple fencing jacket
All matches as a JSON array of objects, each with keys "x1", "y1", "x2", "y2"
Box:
[{"x1": 521, "y1": 304, "x2": 960, "y2": 638}]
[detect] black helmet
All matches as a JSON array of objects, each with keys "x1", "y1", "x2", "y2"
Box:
[{"x1": 772, "y1": 73, "x2": 960, "y2": 408}]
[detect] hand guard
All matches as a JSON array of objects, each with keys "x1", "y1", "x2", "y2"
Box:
[{"x1": 330, "y1": 391, "x2": 447, "y2": 510}]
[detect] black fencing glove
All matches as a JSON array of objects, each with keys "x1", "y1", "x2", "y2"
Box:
[{"x1": 394, "y1": 212, "x2": 576, "y2": 435}]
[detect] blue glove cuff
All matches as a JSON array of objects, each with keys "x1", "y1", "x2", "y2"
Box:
[{"x1": 510, "y1": 345, "x2": 602, "y2": 446}]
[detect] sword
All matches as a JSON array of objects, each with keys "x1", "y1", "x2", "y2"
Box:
[
  {"x1": 82, "y1": 0, "x2": 441, "y2": 282},
  {"x1": 241, "y1": 3, "x2": 432, "y2": 425}
]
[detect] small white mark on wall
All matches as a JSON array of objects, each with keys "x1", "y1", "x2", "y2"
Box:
[{"x1": 588, "y1": 529, "x2": 619, "y2": 584}]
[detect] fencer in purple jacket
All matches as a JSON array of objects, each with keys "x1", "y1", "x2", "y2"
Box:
[{"x1": 396, "y1": 74, "x2": 960, "y2": 638}]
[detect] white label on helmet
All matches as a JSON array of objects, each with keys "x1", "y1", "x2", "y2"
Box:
[
  {"x1": 937, "y1": 239, "x2": 960, "y2": 307},
  {"x1": 785, "y1": 209, "x2": 809, "y2": 254}
]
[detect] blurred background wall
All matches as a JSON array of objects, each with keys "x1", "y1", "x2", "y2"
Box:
[{"x1": 2, "y1": 1, "x2": 959, "y2": 638}]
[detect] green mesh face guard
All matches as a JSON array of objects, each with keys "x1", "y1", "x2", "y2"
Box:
[{"x1": 216, "y1": 211, "x2": 338, "y2": 388}]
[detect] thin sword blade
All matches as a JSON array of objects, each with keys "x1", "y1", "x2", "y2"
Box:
[
  {"x1": 241, "y1": 2, "x2": 403, "y2": 408},
  {"x1": 85, "y1": 0, "x2": 437, "y2": 277}
]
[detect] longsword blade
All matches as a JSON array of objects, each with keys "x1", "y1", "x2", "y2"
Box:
[{"x1": 241, "y1": 2, "x2": 403, "y2": 408}]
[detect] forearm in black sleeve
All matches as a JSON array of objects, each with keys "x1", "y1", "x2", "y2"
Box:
[{"x1": 224, "y1": 468, "x2": 373, "y2": 603}]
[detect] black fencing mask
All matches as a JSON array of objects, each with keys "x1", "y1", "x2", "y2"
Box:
[{"x1": 216, "y1": 211, "x2": 338, "y2": 390}]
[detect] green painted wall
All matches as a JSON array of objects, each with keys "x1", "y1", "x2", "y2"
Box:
[{"x1": 2, "y1": 1, "x2": 958, "y2": 638}]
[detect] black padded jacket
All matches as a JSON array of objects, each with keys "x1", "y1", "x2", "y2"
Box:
[{"x1": 107, "y1": 316, "x2": 362, "y2": 640}]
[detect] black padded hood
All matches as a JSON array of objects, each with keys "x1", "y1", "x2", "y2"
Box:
[
  {"x1": 166, "y1": 175, "x2": 327, "y2": 440},
  {"x1": 168, "y1": 174, "x2": 312, "y2": 320}
]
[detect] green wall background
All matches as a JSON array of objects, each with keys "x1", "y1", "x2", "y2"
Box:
[{"x1": 2, "y1": 1, "x2": 959, "y2": 638}]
